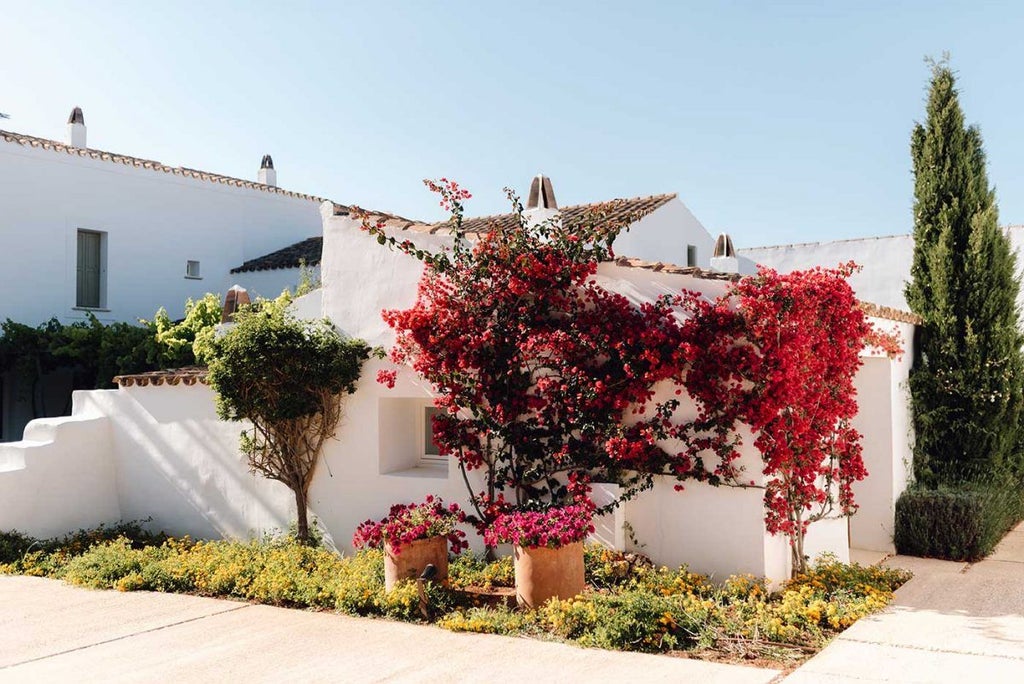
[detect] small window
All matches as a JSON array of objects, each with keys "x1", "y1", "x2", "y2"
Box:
[
  {"x1": 686, "y1": 244, "x2": 697, "y2": 268},
  {"x1": 76, "y1": 229, "x2": 105, "y2": 308},
  {"x1": 185, "y1": 260, "x2": 202, "y2": 279},
  {"x1": 421, "y1": 406, "x2": 446, "y2": 465}
]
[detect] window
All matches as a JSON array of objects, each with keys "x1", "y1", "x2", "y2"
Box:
[
  {"x1": 686, "y1": 244, "x2": 697, "y2": 268},
  {"x1": 421, "y1": 405, "x2": 446, "y2": 465},
  {"x1": 76, "y1": 230, "x2": 105, "y2": 308},
  {"x1": 378, "y1": 399, "x2": 447, "y2": 477},
  {"x1": 185, "y1": 260, "x2": 201, "y2": 279}
]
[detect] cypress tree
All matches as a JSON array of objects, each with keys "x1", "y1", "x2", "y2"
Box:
[{"x1": 906, "y1": 58, "x2": 1024, "y2": 485}]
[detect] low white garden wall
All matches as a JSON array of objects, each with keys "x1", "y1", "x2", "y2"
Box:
[{"x1": 0, "y1": 402, "x2": 120, "y2": 538}]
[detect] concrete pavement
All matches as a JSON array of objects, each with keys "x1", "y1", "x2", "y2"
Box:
[
  {"x1": 785, "y1": 521, "x2": 1024, "y2": 683},
  {"x1": 0, "y1": 575, "x2": 778, "y2": 684}
]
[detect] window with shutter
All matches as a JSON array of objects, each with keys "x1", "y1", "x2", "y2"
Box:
[{"x1": 76, "y1": 230, "x2": 103, "y2": 308}]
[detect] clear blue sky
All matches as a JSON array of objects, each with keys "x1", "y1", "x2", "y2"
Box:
[{"x1": 3, "y1": 1, "x2": 1023, "y2": 248}]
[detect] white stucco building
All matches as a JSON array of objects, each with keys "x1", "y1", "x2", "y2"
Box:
[
  {"x1": 0, "y1": 109, "x2": 326, "y2": 326},
  {"x1": 0, "y1": 185, "x2": 917, "y2": 584},
  {"x1": 0, "y1": 108, "x2": 328, "y2": 439}
]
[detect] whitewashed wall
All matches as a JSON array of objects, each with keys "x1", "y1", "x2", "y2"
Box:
[
  {"x1": 741, "y1": 227, "x2": 1024, "y2": 312},
  {"x1": 613, "y1": 198, "x2": 716, "y2": 268},
  {"x1": 0, "y1": 138, "x2": 322, "y2": 326},
  {"x1": 0, "y1": 397, "x2": 119, "y2": 538},
  {"x1": 739, "y1": 235, "x2": 915, "y2": 310},
  {"x1": 849, "y1": 320, "x2": 916, "y2": 553}
]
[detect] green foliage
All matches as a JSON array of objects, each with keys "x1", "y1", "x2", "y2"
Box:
[
  {"x1": 894, "y1": 482, "x2": 1024, "y2": 561},
  {"x1": 294, "y1": 259, "x2": 321, "y2": 297},
  {"x1": 0, "y1": 530, "x2": 35, "y2": 565},
  {"x1": 146, "y1": 293, "x2": 222, "y2": 368},
  {"x1": 0, "y1": 295, "x2": 222, "y2": 423},
  {"x1": 202, "y1": 293, "x2": 368, "y2": 424},
  {"x1": 448, "y1": 553, "x2": 515, "y2": 589},
  {"x1": 0, "y1": 520, "x2": 165, "y2": 575},
  {"x1": 201, "y1": 292, "x2": 370, "y2": 541},
  {"x1": 905, "y1": 58, "x2": 1024, "y2": 484},
  {"x1": 436, "y1": 605, "x2": 539, "y2": 635},
  {"x1": 0, "y1": 314, "x2": 156, "y2": 402}
]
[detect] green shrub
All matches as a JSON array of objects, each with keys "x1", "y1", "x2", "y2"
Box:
[
  {"x1": 59, "y1": 538, "x2": 139, "y2": 587},
  {"x1": 449, "y1": 553, "x2": 515, "y2": 589},
  {"x1": 895, "y1": 484, "x2": 1024, "y2": 561},
  {"x1": 540, "y1": 589, "x2": 714, "y2": 652},
  {"x1": 0, "y1": 530, "x2": 35, "y2": 565},
  {"x1": 0, "y1": 520, "x2": 164, "y2": 576},
  {"x1": 437, "y1": 605, "x2": 539, "y2": 635}
]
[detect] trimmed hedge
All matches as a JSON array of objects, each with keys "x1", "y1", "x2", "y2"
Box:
[{"x1": 894, "y1": 484, "x2": 1024, "y2": 561}]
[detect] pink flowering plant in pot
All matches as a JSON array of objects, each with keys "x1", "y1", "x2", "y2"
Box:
[
  {"x1": 352, "y1": 495, "x2": 469, "y2": 556},
  {"x1": 484, "y1": 501, "x2": 595, "y2": 550}
]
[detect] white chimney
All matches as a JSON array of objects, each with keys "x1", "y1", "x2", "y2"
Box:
[
  {"x1": 524, "y1": 173, "x2": 559, "y2": 227},
  {"x1": 710, "y1": 233, "x2": 739, "y2": 273},
  {"x1": 67, "y1": 107, "x2": 86, "y2": 148},
  {"x1": 258, "y1": 154, "x2": 276, "y2": 187}
]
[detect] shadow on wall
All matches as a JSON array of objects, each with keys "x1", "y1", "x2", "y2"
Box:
[{"x1": 108, "y1": 385, "x2": 293, "y2": 540}]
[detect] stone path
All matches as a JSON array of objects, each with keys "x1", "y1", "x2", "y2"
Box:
[{"x1": 784, "y1": 521, "x2": 1024, "y2": 683}]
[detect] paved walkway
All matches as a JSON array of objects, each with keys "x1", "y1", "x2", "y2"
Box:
[
  {"x1": 0, "y1": 576, "x2": 777, "y2": 684},
  {"x1": 785, "y1": 521, "x2": 1024, "y2": 683}
]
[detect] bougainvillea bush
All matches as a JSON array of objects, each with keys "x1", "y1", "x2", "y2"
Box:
[
  {"x1": 360, "y1": 181, "x2": 699, "y2": 528},
  {"x1": 677, "y1": 262, "x2": 901, "y2": 571},
  {"x1": 352, "y1": 496, "x2": 468, "y2": 555},
  {"x1": 361, "y1": 180, "x2": 899, "y2": 573}
]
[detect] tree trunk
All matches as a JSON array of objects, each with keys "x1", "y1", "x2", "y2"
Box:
[
  {"x1": 791, "y1": 526, "x2": 806, "y2": 576},
  {"x1": 293, "y1": 485, "x2": 309, "y2": 543}
]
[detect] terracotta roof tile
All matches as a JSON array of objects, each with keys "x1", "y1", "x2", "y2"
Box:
[
  {"x1": 338, "y1": 193, "x2": 677, "y2": 236},
  {"x1": 227, "y1": 194, "x2": 678, "y2": 274},
  {"x1": 0, "y1": 129, "x2": 325, "y2": 203},
  {"x1": 858, "y1": 302, "x2": 922, "y2": 325},
  {"x1": 231, "y1": 236, "x2": 322, "y2": 273},
  {"x1": 114, "y1": 367, "x2": 209, "y2": 388},
  {"x1": 611, "y1": 256, "x2": 741, "y2": 281}
]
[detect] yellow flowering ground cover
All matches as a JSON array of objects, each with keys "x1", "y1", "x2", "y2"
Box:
[{"x1": 1, "y1": 526, "x2": 909, "y2": 667}]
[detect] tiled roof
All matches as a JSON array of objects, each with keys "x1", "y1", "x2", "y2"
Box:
[
  {"x1": 612, "y1": 256, "x2": 741, "y2": 281},
  {"x1": 859, "y1": 302, "x2": 922, "y2": 325},
  {"x1": 114, "y1": 367, "x2": 209, "y2": 388},
  {"x1": 0, "y1": 129, "x2": 325, "y2": 203},
  {"x1": 230, "y1": 194, "x2": 678, "y2": 274},
  {"x1": 231, "y1": 236, "x2": 322, "y2": 273},
  {"x1": 338, "y1": 193, "x2": 677, "y2": 235}
]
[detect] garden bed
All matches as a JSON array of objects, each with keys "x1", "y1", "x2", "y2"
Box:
[{"x1": 0, "y1": 524, "x2": 911, "y2": 667}]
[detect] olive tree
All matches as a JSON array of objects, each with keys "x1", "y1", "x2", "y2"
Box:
[{"x1": 198, "y1": 294, "x2": 370, "y2": 542}]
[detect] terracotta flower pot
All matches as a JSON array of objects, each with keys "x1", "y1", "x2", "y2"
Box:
[
  {"x1": 513, "y1": 541, "x2": 585, "y2": 608},
  {"x1": 384, "y1": 536, "x2": 449, "y2": 591}
]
